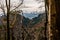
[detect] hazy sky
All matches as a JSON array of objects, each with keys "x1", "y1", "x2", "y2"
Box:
[
  {"x1": 20, "y1": 0, "x2": 45, "y2": 13},
  {"x1": 0, "y1": 0, "x2": 45, "y2": 19},
  {"x1": 0, "y1": 0, "x2": 45, "y2": 15}
]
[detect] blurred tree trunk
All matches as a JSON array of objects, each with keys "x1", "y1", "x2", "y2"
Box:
[
  {"x1": 5, "y1": 0, "x2": 10, "y2": 40},
  {"x1": 46, "y1": 0, "x2": 60, "y2": 40},
  {"x1": 55, "y1": 0, "x2": 60, "y2": 40}
]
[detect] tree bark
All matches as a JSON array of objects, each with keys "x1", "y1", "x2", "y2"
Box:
[{"x1": 5, "y1": 0, "x2": 10, "y2": 40}]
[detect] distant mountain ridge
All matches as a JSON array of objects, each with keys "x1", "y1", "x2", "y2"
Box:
[
  {"x1": 0, "y1": 13, "x2": 46, "y2": 28},
  {"x1": 23, "y1": 13, "x2": 46, "y2": 27},
  {"x1": 20, "y1": 12, "x2": 43, "y2": 19}
]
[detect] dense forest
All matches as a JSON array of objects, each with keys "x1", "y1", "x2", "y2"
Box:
[
  {"x1": 0, "y1": 0, "x2": 46, "y2": 40},
  {"x1": 0, "y1": 12, "x2": 46, "y2": 40}
]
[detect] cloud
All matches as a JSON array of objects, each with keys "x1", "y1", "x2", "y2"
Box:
[
  {"x1": 20, "y1": 0, "x2": 45, "y2": 13},
  {"x1": 0, "y1": 0, "x2": 45, "y2": 15}
]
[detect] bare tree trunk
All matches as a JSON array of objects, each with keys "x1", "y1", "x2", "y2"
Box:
[
  {"x1": 7, "y1": 9, "x2": 10, "y2": 40},
  {"x1": 5, "y1": 0, "x2": 10, "y2": 40}
]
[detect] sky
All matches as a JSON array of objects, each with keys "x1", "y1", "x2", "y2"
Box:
[
  {"x1": 10, "y1": 0, "x2": 45, "y2": 13},
  {"x1": 20, "y1": 0, "x2": 45, "y2": 19},
  {"x1": 0, "y1": 0, "x2": 45, "y2": 13},
  {"x1": 20, "y1": 0, "x2": 45, "y2": 13},
  {"x1": 0, "y1": 0, "x2": 45, "y2": 19}
]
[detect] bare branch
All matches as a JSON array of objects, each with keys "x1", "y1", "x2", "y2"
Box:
[
  {"x1": 5, "y1": 0, "x2": 8, "y2": 10},
  {"x1": 11, "y1": 0, "x2": 24, "y2": 11},
  {"x1": 11, "y1": 12, "x2": 17, "y2": 27},
  {"x1": 0, "y1": 17, "x2": 6, "y2": 27},
  {"x1": 0, "y1": 4, "x2": 5, "y2": 15},
  {"x1": 10, "y1": 10, "x2": 22, "y2": 28}
]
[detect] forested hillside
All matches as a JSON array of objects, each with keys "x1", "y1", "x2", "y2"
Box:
[{"x1": 0, "y1": 13, "x2": 46, "y2": 40}]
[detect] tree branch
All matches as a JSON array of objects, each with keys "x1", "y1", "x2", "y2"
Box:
[
  {"x1": 10, "y1": 10, "x2": 22, "y2": 28},
  {"x1": 11, "y1": 0, "x2": 24, "y2": 11},
  {"x1": 0, "y1": 4, "x2": 5, "y2": 15},
  {"x1": 11, "y1": 12, "x2": 17, "y2": 27},
  {"x1": 5, "y1": 0, "x2": 8, "y2": 10},
  {"x1": 0, "y1": 17, "x2": 6, "y2": 27}
]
